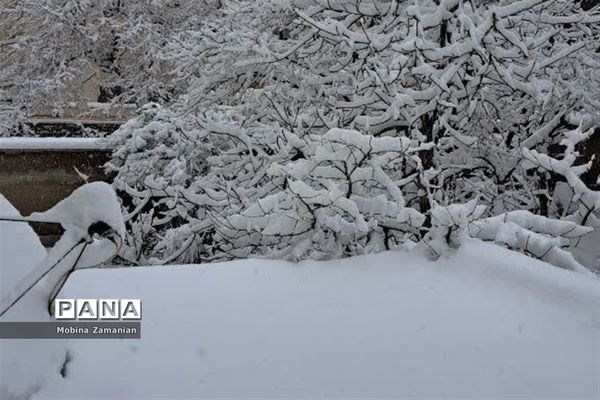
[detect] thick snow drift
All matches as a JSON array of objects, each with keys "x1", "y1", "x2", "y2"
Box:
[{"x1": 33, "y1": 240, "x2": 599, "y2": 399}]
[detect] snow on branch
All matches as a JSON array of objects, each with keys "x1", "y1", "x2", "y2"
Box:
[
  {"x1": 420, "y1": 199, "x2": 594, "y2": 276},
  {"x1": 102, "y1": 0, "x2": 599, "y2": 270},
  {"x1": 470, "y1": 211, "x2": 594, "y2": 276},
  {"x1": 522, "y1": 126, "x2": 600, "y2": 227},
  {"x1": 216, "y1": 128, "x2": 425, "y2": 260}
]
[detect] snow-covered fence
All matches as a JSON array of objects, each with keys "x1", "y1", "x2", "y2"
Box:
[{"x1": 0, "y1": 138, "x2": 113, "y2": 245}]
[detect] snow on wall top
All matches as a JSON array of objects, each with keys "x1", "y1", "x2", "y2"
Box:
[{"x1": 0, "y1": 137, "x2": 110, "y2": 151}]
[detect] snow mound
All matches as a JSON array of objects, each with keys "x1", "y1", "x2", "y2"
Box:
[
  {"x1": 29, "y1": 182, "x2": 125, "y2": 239},
  {"x1": 34, "y1": 240, "x2": 599, "y2": 399}
]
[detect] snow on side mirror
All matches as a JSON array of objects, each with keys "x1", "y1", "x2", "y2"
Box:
[{"x1": 28, "y1": 181, "x2": 125, "y2": 240}]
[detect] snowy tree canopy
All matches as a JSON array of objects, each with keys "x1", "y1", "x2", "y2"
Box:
[
  {"x1": 0, "y1": 0, "x2": 221, "y2": 134},
  {"x1": 3, "y1": 0, "x2": 598, "y2": 272}
]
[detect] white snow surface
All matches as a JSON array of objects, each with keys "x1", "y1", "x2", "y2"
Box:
[
  {"x1": 0, "y1": 195, "x2": 64, "y2": 400},
  {"x1": 0, "y1": 194, "x2": 46, "y2": 292},
  {"x1": 28, "y1": 240, "x2": 599, "y2": 399},
  {"x1": 0, "y1": 137, "x2": 108, "y2": 151},
  {"x1": 1, "y1": 186, "x2": 124, "y2": 400}
]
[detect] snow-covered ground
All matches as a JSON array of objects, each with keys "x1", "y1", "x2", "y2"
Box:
[
  {"x1": 36, "y1": 242, "x2": 600, "y2": 399},
  {"x1": 1, "y1": 194, "x2": 599, "y2": 399}
]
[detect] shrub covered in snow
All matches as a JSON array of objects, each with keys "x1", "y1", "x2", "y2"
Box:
[
  {"x1": 215, "y1": 128, "x2": 427, "y2": 260},
  {"x1": 103, "y1": 0, "x2": 599, "y2": 272}
]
